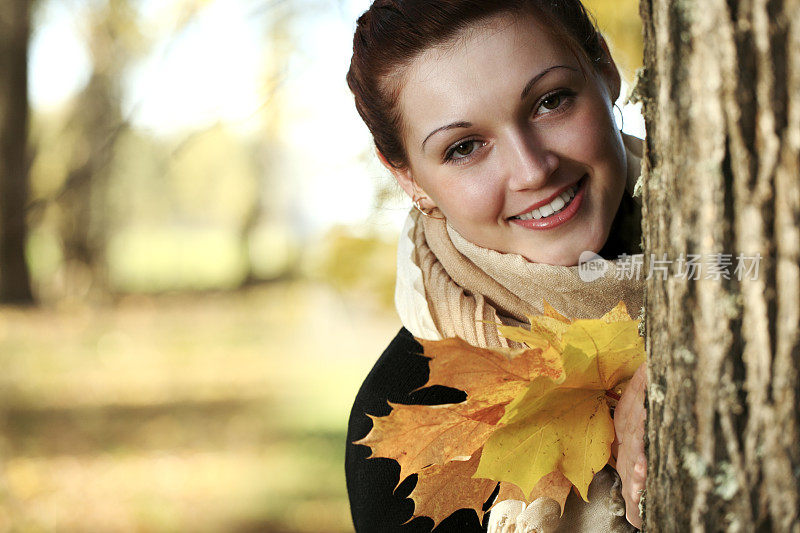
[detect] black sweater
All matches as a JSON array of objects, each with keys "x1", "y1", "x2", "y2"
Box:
[{"x1": 345, "y1": 327, "x2": 492, "y2": 532}]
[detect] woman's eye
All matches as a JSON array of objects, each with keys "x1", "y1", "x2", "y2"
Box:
[
  {"x1": 535, "y1": 90, "x2": 573, "y2": 116},
  {"x1": 541, "y1": 94, "x2": 563, "y2": 110},
  {"x1": 454, "y1": 142, "x2": 476, "y2": 156},
  {"x1": 446, "y1": 140, "x2": 482, "y2": 161}
]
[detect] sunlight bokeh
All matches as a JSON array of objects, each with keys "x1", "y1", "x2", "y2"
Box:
[{"x1": 1, "y1": 0, "x2": 645, "y2": 531}]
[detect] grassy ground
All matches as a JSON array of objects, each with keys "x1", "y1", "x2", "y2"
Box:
[{"x1": 0, "y1": 282, "x2": 401, "y2": 532}]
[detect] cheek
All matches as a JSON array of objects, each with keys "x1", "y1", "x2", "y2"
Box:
[
  {"x1": 436, "y1": 173, "x2": 505, "y2": 223},
  {"x1": 555, "y1": 99, "x2": 619, "y2": 165}
]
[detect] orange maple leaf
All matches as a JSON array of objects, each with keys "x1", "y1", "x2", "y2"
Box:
[
  {"x1": 418, "y1": 337, "x2": 562, "y2": 405},
  {"x1": 353, "y1": 400, "x2": 505, "y2": 482},
  {"x1": 407, "y1": 448, "x2": 569, "y2": 527},
  {"x1": 407, "y1": 449, "x2": 496, "y2": 525}
]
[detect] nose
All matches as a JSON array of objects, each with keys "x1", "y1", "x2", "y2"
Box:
[{"x1": 504, "y1": 131, "x2": 559, "y2": 191}]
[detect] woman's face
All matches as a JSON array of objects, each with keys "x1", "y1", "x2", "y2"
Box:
[{"x1": 385, "y1": 12, "x2": 627, "y2": 266}]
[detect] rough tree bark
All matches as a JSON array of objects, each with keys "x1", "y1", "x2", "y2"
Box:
[
  {"x1": 0, "y1": 0, "x2": 34, "y2": 304},
  {"x1": 639, "y1": 0, "x2": 799, "y2": 530}
]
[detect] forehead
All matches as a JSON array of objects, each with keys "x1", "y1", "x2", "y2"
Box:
[{"x1": 395, "y1": 12, "x2": 581, "y2": 143}]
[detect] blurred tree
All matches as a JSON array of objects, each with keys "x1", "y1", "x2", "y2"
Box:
[
  {"x1": 241, "y1": 3, "x2": 296, "y2": 286},
  {"x1": 0, "y1": 0, "x2": 35, "y2": 304},
  {"x1": 51, "y1": 0, "x2": 144, "y2": 301},
  {"x1": 25, "y1": 0, "x2": 225, "y2": 298}
]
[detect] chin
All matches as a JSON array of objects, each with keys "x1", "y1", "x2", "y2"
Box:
[
  {"x1": 551, "y1": 239, "x2": 604, "y2": 267},
  {"x1": 503, "y1": 225, "x2": 610, "y2": 266},
  {"x1": 520, "y1": 247, "x2": 583, "y2": 267}
]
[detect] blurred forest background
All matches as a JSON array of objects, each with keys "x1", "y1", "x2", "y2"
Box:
[{"x1": 0, "y1": 0, "x2": 643, "y2": 531}]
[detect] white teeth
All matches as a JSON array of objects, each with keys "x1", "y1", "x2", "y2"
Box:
[{"x1": 514, "y1": 184, "x2": 579, "y2": 221}]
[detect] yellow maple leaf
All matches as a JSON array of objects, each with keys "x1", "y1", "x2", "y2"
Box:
[
  {"x1": 475, "y1": 301, "x2": 645, "y2": 501},
  {"x1": 496, "y1": 301, "x2": 574, "y2": 363}
]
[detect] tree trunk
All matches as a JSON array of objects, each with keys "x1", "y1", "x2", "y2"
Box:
[
  {"x1": 56, "y1": 0, "x2": 136, "y2": 301},
  {"x1": 639, "y1": 0, "x2": 800, "y2": 530},
  {"x1": 0, "y1": 0, "x2": 34, "y2": 304}
]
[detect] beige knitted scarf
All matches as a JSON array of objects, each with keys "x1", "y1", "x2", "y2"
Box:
[{"x1": 394, "y1": 133, "x2": 646, "y2": 532}]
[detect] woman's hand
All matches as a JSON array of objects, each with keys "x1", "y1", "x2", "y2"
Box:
[{"x1": 612, "y1": 362, "x2": 647, "y2": 529}]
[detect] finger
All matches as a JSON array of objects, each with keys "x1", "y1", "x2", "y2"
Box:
[
  {"x1": 619, "y1": 445, "x2": 646, "y2": 494},
  {"x1": 623, "y1": 405, "x2": 641, "y2": 439},
  {"x1": 631, "y1": 433, "x2": 646, "y2": 459},
  {"x1": 629, "y1": 364, "x2": 647, "y2": 400},
  {"x1": 618, "y1": 457, "x2": 630, "y2": 500},
  {"x1": 618, "y1": 367, "x2": 647, "y2": 436},
  {"x1": 625, "y1": 403, "x2": 646, "y2": 441},
  {"x1": 627, "y1": 485, "x2": 644, "y2": 522},
  {"x1": 632, "y1": 376, "x2": 647, "y2": 423},
  {"x1": 632, "y1": 368, "x2": 647, "y2": 406},
  {"x1": 623, "y1": 449, "x2": 646, "y2": 487},
  {"x1": 634, "y1": 457, "x2": 647, "y2": 479},
  {"x1": 627, "y1": 363, "x2": 647, "y2": 396},
  {"x1": 618, "y1": 365, "x2": 644, "y2": 407},
  {"x1": 626, "y1": 508, "x2": 643, "y2": 530},
  {"x1": 627, "y1": 478, "x2": 644, "y2": 501},
  {"x1": 623, "y1": 488, "x2": 643, "y2": 529}
]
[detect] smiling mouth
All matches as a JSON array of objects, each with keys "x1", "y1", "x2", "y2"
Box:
[{"x1": 511, "y1": 176, "x2": 585, "y2": 221}]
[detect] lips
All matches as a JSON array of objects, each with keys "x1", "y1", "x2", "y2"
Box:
[
  {"x1": 509, "y1": 177, "x2": 584, "y2": 220},
  {"x1": 509, "y1": 174, "x2": 588, "y2": 231}
]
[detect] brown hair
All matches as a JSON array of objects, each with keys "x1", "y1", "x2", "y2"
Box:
[{"x1": 346, "y1": 0, "x2": 607, "y2": 169}]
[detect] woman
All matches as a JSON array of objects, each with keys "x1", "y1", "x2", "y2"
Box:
[{"x1": 345, "y1": 1, "x2": 647, "y2": 531}]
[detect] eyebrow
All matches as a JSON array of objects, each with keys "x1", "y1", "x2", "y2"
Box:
[
  {"x1": 422, "y1": 121, "x2": 473, "y2": 151},
  {"x1": 420, "y1": 65, "x2": 578, "y2": 151},
  {"x1": 520, "y1": 65, "x2": 578, "y2": 100}
]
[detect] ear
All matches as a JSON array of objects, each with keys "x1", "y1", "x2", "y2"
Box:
[
  {"x1": 375, "y1": 148, "x2": 436, "y2": 210},
  {"x1": 596, "y1": 36, "x2": 622, "y2": 103}
]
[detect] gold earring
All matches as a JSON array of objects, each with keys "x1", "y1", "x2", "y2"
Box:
[{"x1": 412, "y1": 196, "x2": 444, "y2": 219}]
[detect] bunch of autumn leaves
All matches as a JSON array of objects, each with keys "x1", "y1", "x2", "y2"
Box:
[{"x1": 354, "y1": 301, "x2": 645, "y2": 526}]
